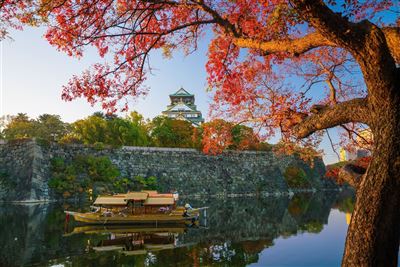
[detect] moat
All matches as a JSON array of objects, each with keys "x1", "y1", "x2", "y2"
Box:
[{"x1": 0, "y1": 191, "x2": 355, "y2": 267}]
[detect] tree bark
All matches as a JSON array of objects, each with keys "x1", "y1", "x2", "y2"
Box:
[
  {"x1": 341, "y1": 27, "x2": 400, "y2": 266},
  {"x1": 286, "y1": 2, "x2": 400, "y2": 266},
  {"x1": 342, "y1": 107, "x2": 400, "y2": 266},
  {"x1": 338, "y1": 164, "x2": 365, "y2": 189}
]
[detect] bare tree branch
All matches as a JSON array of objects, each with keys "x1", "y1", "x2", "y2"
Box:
[{"x1": 326, "y1": 129, "x2": 340, "y2": 161}]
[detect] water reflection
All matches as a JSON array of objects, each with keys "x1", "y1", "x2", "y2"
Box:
[{"x1": 0, "y1": 191, "x2": 354, "y2": 267}]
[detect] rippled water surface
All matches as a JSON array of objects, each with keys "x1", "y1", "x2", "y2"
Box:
[{"x1": 0, "y1": 191, "x2": 355, "y2": 267}]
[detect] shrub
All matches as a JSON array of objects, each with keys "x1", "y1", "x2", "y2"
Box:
[
  {"x1": 113, "y1": 177, "x2": 134, "y2": 193},
  {"x1": 113, "y1": 175, "x2": 159, "y2": 193},
  {"x1": 134, "y1": 175, "x2": 159, "y2": 190},
  {"x1": 59, "y1": 134, "x2": 82, "y2": 144},
  {"x1": 77, "y1": 155, "x2": 120, "y2": 183},
  {"x1": 144, "y1": 176, "x2": 158, "y2": 190},
  {"x1": 48, "y1": 155, "x2": 120, "y2": 197},
  {"x1": 284, "y1": 166, "x2": 310, "y2": 188},
  {"x1": 93, "y1": 142, "x2": 105, "y2": 150},
  {"x1": 36, "y1": 138, "x2": 51, "y2": 148},
  {"x1": 50, "y1": 157, "x2": 65, "y2": 172}
]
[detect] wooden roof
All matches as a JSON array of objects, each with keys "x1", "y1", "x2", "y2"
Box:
[
  {"x1": 153, "y1": 193, "x2": 174, "y2": 198},
  {"x1": 94, "y1": 196, "x2": 127, "y2": 205},
  {"x1": 125, "y1": 192, "x2": 149, "y2": 200},
  {"x1": 141, "y1": 190, "x2": 174, "y2": 198},
  {"x1": 113, "y1": 193, "x2": 127, "y2": 198},
  {"x1": 142, "y1": 190, "x2": 158, "y2": 196},
  {"x1": 93, "y1": 191, "x2": 176, "y2": 206},
  {"x1": 144, "y1": 197, "x2": 175, "y2": 205}
]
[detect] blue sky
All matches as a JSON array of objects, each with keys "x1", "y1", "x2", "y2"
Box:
[
  {"x1": 0, "y1": 26, "x2": 341, "y2": 164},
  {"x1": 1, "y1": 27, "x2": 211, "y2": 121}
]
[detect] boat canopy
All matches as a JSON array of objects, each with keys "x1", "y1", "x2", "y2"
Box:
[
  {"x1": 142, "y1": 190, "x2": 174, "y2": 198},
  {"x1": 125, "y1": 192, "x2": 149, "y2": 201},
  {"x1": 142, "y1": 190, "x2": 158, "y2": 195},
  {"x1": 144, "y1": 197, "x2": 175, "y2": 205},
  {"x1": 112, "y1": 193, "x2": 127, "y2": 198},
  {"x1": 94, "y1": 196, "x2": 127, "y2": 206},
  {"x1": 93, "y1": 191, "x2": 176, "y2": 206}
]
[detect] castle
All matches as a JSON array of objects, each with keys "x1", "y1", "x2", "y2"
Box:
[{"x1": 161, "y1": 88, "x2": 204, "y2": 126}]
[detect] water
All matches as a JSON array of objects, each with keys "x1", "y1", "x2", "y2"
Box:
[{"x1": 0, "y1": 191, "x2": 354, "y2": 267}]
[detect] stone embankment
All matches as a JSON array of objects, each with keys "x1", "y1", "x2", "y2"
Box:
[{"x1": 0, "y1": 139, "x2": 335, "y2": 201}]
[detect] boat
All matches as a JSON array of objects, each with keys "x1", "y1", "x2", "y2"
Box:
[
  {"x1": 64, "y1": 190, "x2": 203, "y2": 225},
  {"x1": 64, "y1": 224, "x2": 187, "y2": 236}
]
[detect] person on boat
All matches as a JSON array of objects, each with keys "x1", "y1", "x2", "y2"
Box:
[
  {"x1": 183, "y1": 203, "x2": 193, "y2": 217},
  {"x1": 159, "y1": 206, "x2": 170, "y2": 213},
  {"x1": 172, "y1": 191, "x2": 179, "y2": 201},
  {"x1": 102, "y1": 210, "x2": 113, "y2": 217}
]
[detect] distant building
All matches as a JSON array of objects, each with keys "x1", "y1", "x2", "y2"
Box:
[
  {"x1": 339, "y1": 128, "x2": 373, "y2": 161},
  {"x1": 162, "y1": 88, "x2": 204, "y2": 126},
  {"x1": 339, "y1": 148, "x2": 348, "y2": 162}
]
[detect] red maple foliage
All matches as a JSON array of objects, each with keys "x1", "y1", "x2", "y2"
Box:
[
  {"x1": 2, "y1": 1, "x2": 400, "y2": 265},
  {"x1": 1, "y1": 1, "x2": 393, "y2": 114},
  {"x1": 325, "y1": 156, "x2": 372, "y2": 184},
  {"x1": 0, "y1": 0, "x2": 395, "y2": 157},
  {"x1": 201, "y1": 119, "x2": 233, "y2": 155}
]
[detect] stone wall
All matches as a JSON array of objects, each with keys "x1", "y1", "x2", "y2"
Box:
[
  {"x1": 0, "y1": 139, "x2": 334, "y2": 201},
  {"x1": 0, "y1": 139, "x2": 50, "y2": 201}
]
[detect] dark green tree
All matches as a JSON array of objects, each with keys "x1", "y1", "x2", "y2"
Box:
[
  {"x1": 34, "y1": 114, "x2": 71, "y2": 141},
  {"x1": 149, "y1": 116, "x2": 194, "y2": 148}
]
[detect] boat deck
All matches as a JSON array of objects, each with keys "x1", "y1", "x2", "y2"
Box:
[{"x1": 65, "y1": 211, "x2": 198, "y2": 225}]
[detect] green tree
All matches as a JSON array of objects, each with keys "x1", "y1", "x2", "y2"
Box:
[
  {"x1": 105, "y1": 116, "x2": 149, "y2": 146},
  {"x1": 34, "y1": 114, "x2": 70, "y2": 141},
  {"x1": 149, "y1": 116, "x2": 194, "y2": 148},
  {"x1": 127, "y1": 111, "x2": 150, "y2": 146},
  {"x1": 230, "y1": 124, "x2": 259, "y2": 150},
  {"x1": 72, "y1": 115, "x2": 108, "y2": 144},
  {"x1": 2, "y1": 113, "x2": 36, "y2": 139},
  {"x1": 72, "y1": 112, "x2": 150, "y2": 146}
]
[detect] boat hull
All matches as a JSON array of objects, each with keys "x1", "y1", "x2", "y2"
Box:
[{"x1": 65, "y1": 211, "x2": 198, "y2": 225}]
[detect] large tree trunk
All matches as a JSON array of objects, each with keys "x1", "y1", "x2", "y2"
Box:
[{"x1": 342, "y1": 73, "x2": 400, "y2": 266}]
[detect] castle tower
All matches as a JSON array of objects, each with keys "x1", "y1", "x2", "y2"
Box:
[{"x1": 162, "y1": 88, "x2": 204, "y2": 126}]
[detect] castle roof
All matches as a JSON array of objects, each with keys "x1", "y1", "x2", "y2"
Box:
[
  {"x1": 169, "y1": 87, "x2": 193, "y2": 97},
  {"x1": 166, "y1": 102, "x2": 195, "y2": 112}
]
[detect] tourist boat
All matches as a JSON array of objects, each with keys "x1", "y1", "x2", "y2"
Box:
[
  {"x1": 65, "y1": 190, "x2": 202, "y2": 225},
  {"x1": 65, "y1": 224, "x2": 187, "y2": 236}
]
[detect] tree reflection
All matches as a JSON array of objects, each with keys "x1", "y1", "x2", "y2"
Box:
[{"x1": 0, "y1": 191, "x2": 352, "y2": 266}]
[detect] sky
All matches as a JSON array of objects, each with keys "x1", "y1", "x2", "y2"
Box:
[
  {"x1": 0, "y1": 27, "x2": 211, "y2": 121},
  {"x1": 0, "y1": 26, "x2": 342, "y2": 164}
]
